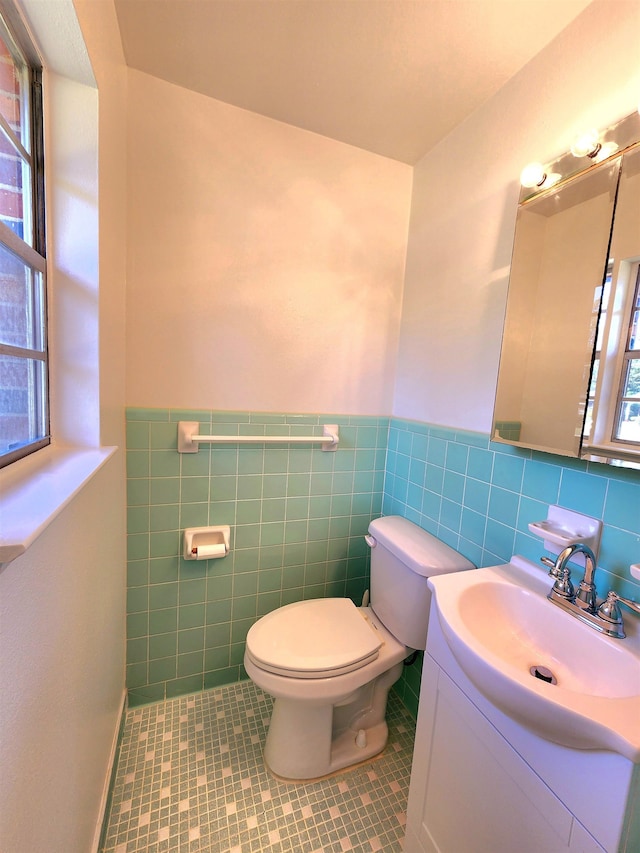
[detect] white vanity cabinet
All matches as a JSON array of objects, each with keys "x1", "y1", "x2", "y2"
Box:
[{"x1": 404, "y1": 604, "x2": 640, "y2": 853}]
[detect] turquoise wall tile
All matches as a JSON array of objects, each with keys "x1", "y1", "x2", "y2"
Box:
[
  {"x1": 149, "y1": 633, "x2": 177, "y2": 659},
  {"x1": 150, "y1": 450, "x2": 180, "y2": 478},
  {"x1": 463, "y1": 478, "x2": 489, "y2": 515},
  {"x1": 126, "y1": 451, "x2": 149, "y2": 478},
  {"x1": 522, "y1": 459, "x2": 561, "y2": 502},
  {"x1": 127, "y1": 407, "x2": 170, "y2": 421},
  {"x1": 492, "y1": 454, "x2": 525, "y2": 493},
  {"x1": 488, "y1": 486, "x2": 519, "y2": 527},
  {"x1": 386, "y1": 418, "x2": 640, "y2": 714},
  {"x1": 127, "y1": 409, "x2": 640, "y2": 717},
  {"x1": 467, "y1": 447, "x2": 493, "y2": 482},
  {"x1": 150, "y1": 478, "x2": 180, "y2": 505},
  {"x1": 126, "y1": 420, "x2": 150, "y2": 449},
  {"x1": 603, "y1": 479, "x2": 640, "y2": 533},
  {"x1": 558, "y1": 468, "x2": 607, "y2": 518},
  {"x1": 445, "y1": 442, "x2": 468, "y2": 475},
  {"x1": 126, "y1": 408, "x2": 384, "y2": 704},
  {"x1": 460, "y1": 508, "x2": 486, "y2": 547},
  {"x1": 443, "y1": 471, "x2": 464, "y2": 503}
]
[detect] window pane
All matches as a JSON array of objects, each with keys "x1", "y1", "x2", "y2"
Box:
[
  {"x1": 0, "y1": 28, "x2": 28, "y2": 149},
  {"x1": 614, "y1": 359, "x2": 640, "y2": 442},
  {"x1": 0, "y1": 30, "x2": 31, "y2": 244},
  {"x1": 0, "y1": 132, "x2": 29, "y2": 240},
  {"x1": 0, "y1": 241, "x2": 44, "y2": 350},
  {"x1": 0, "y1": 353, "x2": 46, "y2": 455},
  {"x1": 629, "y1": 289, "x2": 639, "y2": 351},
  {"x1": 0, "y1": 9, "x2": 45, "y2": 468}
]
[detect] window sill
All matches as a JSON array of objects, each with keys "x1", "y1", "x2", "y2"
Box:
[
  {"x1": 0, "y1": 445, "x2": 117, "y2": 565},
  {"x1": 581, "y1": 443, "x2": 640, "y2": 466}
]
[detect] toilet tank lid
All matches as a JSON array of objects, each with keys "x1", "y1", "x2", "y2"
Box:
[{"x1": 367, "y1": 515, "x2": 475, "y2": 577}]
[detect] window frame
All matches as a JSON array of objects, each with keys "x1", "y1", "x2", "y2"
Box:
[
  {"x1": 585, "y1": 258, "x2": 640, "y2": 463},
  {"x1": 611, "y1": 263, "x2": 640, "y2": 445},
  {"x1": 0, "y1": 4, "x2": 48, "y2": 469}
]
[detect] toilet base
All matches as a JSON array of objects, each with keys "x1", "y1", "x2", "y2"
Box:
[
  {"x1": 265, "y1": 720, "x2": 389, "y2": 783},
  {"x1": 262, "y1": 661, "x2": 403, "y2": 781}
]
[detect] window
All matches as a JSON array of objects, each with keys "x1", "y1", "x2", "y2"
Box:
[
  {"x1": 585, "y1": 259, "x2": 640, "y2": 462},
  {"x1": 583, "y1": 261, "x2": 612, "y2": 443},
  {"x1": 0, "y1": 6, "x2": 46, "y2": 469},
  {"x1": 612, "y1": 264, "x2": 640, "y2": 444}
]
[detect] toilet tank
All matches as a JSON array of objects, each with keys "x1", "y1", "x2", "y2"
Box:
[{"x1": 366, "y1": 516, "x2": 474, "y2": 651}]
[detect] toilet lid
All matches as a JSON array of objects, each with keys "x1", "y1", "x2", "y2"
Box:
[{"x1": 246, "y1": 598, "x2": 382, "y2": 678}]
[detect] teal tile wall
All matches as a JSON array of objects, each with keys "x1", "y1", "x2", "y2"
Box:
[
  {"x1": 386, "y1": 417, "x2": 640, "y2": 717},
  {"x1": 125, "y1": 408, "x2": 388, "y2": 706},
  {"x1": 126, "y1": 409, "x2": 640, "y2": 717}
]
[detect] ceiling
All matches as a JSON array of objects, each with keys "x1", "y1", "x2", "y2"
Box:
[{"x1": 114, "y1": 0, "x2": 592, "y2": 165}]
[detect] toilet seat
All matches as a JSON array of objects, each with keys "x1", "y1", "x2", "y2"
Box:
[{"x1": 245, "y1": 598, "x2": 382, "y2": 679}]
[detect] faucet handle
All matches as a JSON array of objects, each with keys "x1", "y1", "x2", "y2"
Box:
[
  {"x1": 541, "y1": 555, "x2": 560, "y2": 576},
  {"x1": 550, "y1": 565, "x2": 575, "y2": 601},
  {"x1": 601, "y1": 590, "x2": 640, "y2": 617},
  {"x1": 597, "y1": 591, "x2": 623, "y2": 624}
]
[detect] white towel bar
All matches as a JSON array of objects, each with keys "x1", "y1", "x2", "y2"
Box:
[{"x1": 177, "y1": 421, "x2": 339, "y2": 453}]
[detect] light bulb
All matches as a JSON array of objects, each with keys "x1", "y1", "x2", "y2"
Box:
[
  {"x1": 571, "y1": 128, "x2": 601, "y2": 158},
  {"x1": 594, "y1": 141, "x2": 619, "y2": 162},
  {"x1": 520, "y1": 162, "x2": 547, "y2": 188}
]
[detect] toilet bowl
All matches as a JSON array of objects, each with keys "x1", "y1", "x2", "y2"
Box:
[{"x1": 244, "y1": 515, "x2": 474, "y2": 780}]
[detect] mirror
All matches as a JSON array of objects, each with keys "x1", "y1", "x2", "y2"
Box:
[{"x1": 493, "y1": 111, "x2": 640, "y2": 469}]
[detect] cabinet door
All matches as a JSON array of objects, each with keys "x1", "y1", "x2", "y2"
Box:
[{"x1": 405, "y1": 658, "x2": 578, "y2": 853}]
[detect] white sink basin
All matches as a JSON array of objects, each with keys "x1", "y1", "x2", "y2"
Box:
[{"x1": 430, "y1": 556, "x2": 640, "y2": 760}]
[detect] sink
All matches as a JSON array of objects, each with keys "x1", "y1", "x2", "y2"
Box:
[{"x1": 430, "y1": 556, "x2": 640, "y2": 760}]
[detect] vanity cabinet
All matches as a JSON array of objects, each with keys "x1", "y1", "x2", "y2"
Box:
[{"x1": 404, "y1": 605, "x2": 640, "y2": 853}]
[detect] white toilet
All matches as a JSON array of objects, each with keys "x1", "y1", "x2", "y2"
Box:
[{"x1": 244, "y1": 515, "x2": 475, "y2": 780}]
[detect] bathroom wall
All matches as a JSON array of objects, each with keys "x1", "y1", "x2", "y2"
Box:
[
  {"x1": 123, "y1": 68, "x2": 411, "y2": 705},
  {"x1": 390, "y1": 0, "x2": 640, "y2": 714},
  {"x1": 122, "y1": 1, "x2": 640, "y2": 719},
  {"x1": 386, "y1": 418, "x2": 640, "y2": 715},
  {"x1": 0, "y1": 1, "x2": 128, "y2": 852},
  {"x1": 125, "y1": 407, "x2": 388, "y2": 705},
  {"x1": 394, "y1": 0, "x2": 640, "y2": 434},
  {"x1": 126, "y1": 69, "x2": 412, "y2": 416}
]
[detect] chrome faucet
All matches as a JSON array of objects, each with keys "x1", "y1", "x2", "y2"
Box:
[
  {"x1": 541, "y1": 543, "x2": 639, "y2": 639},
  {"x1": 563, "y1": 543, "x2": 598, "y2": 612},
  {"x1": 542, "y1": 543, "x2": 597, "y2": 610}
]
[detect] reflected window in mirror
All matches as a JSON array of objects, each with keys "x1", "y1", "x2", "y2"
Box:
[
  {"x1": 583, "y1": 262, "x2": 613, "y2": 443},
  {"x1": 614, "y1": 265, "x2": 640, "y2": 442},
  {"x1": 582, "y1": 146, "x2": 640, "y2": 463}
]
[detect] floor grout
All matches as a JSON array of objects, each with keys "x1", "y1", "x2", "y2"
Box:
[{"x1": 100, "y1": 681, "x2": 415, "y2": 852}]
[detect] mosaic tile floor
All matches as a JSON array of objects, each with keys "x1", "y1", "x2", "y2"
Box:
[{"x1": 100, "y1": 680, "x2": 415, "y2": 853}]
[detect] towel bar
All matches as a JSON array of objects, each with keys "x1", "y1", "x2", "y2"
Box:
[{"x1": 177, "y1": 421, "x2": 339, "y2": 452}]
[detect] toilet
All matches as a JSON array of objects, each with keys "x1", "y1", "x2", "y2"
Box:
[{"x1": 244, "y1": 515, "x2": 475, "y2": 780}]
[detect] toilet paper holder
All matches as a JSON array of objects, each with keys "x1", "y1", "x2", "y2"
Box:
[{"x1": 183, "y1": 526, "x2": 230, "y2": 561}]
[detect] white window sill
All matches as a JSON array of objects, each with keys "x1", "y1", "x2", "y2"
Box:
[
  {"x1": 0, "y1": 445, "x2": 117, "y2": 565},
  {"x1": 581, "y1": 443, "x2": 640, "y2": 466}
]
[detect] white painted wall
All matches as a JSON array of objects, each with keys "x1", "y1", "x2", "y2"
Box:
[
  {"x1": 0, "y1": 458, "x2": 124, "y2": 853},
  {"x1": 394, "y1": 0, "x2": 640, "y2": 431},
  {"x1": 126, "y1": 70, "x2": 412, "y2": 414},
  {"x1": 0, "y1": 1, "x2": 127, "y2": 851}
]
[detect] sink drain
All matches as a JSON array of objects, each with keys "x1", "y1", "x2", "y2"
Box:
[{"x1": 530, "y1": 665, "x2": 557, "y2": 685}]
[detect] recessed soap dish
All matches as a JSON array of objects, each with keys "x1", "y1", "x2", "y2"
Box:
[{"x1": 528, "y1": 505, "x2": 602, "y2": 560}]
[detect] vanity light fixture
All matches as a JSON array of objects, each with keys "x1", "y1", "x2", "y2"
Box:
[
  {"x1": 594, "y1": 140, "x2": 619, "y2": 162},
  {"x1": 519, "y1": 106, "x2": 640, "y2": 200},
  {"x1": 519, "y1": 162, "x2": 547, "y2": 188},
  {"x1": 570, "y1": 127, "x2": 602, "y2": 159},
  {"x1": 520, "y1": 163, "x2": 561, "y2": 189}
]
